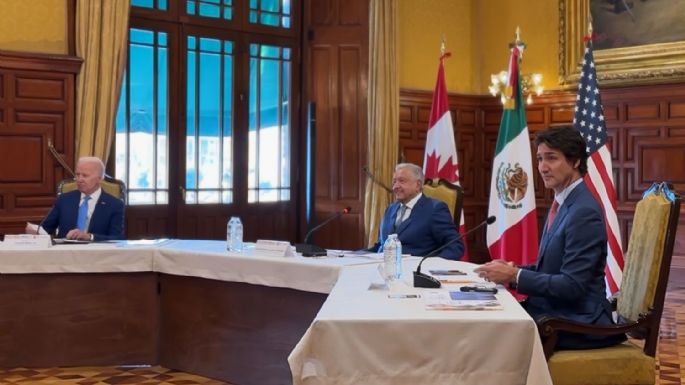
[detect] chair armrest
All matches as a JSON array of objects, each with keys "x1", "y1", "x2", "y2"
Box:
[
  {"x1": 537, "y1": 311, "x2": 651, "y2": 359},
  {"x1": 608, "y1": 291, "x2": 619, "y2": 311}
]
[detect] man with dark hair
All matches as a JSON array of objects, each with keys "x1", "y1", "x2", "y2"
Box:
[
  {"x1": 369, "y1": 163, "x2": 463, "y2": 260},
  {"x1": 475, "y1": 126, "x2": 625, "y2": 349}
]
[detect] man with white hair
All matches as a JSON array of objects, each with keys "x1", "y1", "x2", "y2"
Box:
[
  {"x1": 28, "y1": 156, "x2": 125, "y2": 241},
  {"x1": 369, "y1": 163, "x2": 463, "y2": 260}
]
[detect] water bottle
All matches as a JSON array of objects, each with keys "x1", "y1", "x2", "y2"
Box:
[
  {"x1": 383, "y1": 234, "x2": 402, "y2": 287},
  {"x1": 226, "y1": 217, "x2": 235, "y2": 251},
  {"x1": 227, "y1": 216, "x2": 244, "y2": 252},
  {"x1": 233, "y1": 217, "x2": 243, "y2": 252}
]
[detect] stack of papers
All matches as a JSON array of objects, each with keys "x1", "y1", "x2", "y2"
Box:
[{"x1": 425, "y1": 290, "x2": 502, "y2": 311}]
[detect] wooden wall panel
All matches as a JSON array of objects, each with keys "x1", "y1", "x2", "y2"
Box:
[
  {"x1": 303, "y1": 0, "x2": 368, "y2": 249},
  {"x1": 399, "y1": 82, "x2": 685, "y2": 262},
  {"x1": 0, "y1": 51, "x2": 80, "y2": 235},
  {"x1": 338, "y1": 46, "x2": 363, "y2": 201}
]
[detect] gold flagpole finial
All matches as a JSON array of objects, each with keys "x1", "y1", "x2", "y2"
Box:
[
  {"x1": 588, "y1": 19, "x2": 593, "y2": 35},
  {"x1": 440, "y1": 34, "x2": 446, "y2": 55},
  {"x1": 515, "y1": 26, "x2": 521, "y2": 44}
]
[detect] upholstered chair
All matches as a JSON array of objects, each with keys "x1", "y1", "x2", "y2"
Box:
[
  {"x1": 423, "y1": 178, "x2": 463, "y2": 223},
  {"x1": 538, "y1": 183, "x2": 680, "y2": 385}
]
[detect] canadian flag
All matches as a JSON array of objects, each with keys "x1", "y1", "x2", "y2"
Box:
[{"x1": 423, "y1": 53, "x2": 469, "y2": 259}]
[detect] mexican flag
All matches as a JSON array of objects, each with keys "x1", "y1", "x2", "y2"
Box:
[
  {"x1": 423, "y1": 53, "x2": 469, "y2": 259},
  {"x1": 486, "y1": 45, "x2": 538, "y2": 265}
]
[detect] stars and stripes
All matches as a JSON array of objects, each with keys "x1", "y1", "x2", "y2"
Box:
[{"x1": 573, "y1": 38, "x2": 624, "y2": 296}]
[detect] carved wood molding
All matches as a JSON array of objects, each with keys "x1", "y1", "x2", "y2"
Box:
[
  {"x1": 400, "y1": 83, "x2": 685, "y2": 260},
  {"x1": 0, "y1": 49, "x2": 81, "y2": 73}
]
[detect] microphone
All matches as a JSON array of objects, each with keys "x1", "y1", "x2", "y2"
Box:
[
  {"x1": 296, "y1": 206, "x2": 352, "y2": 256},
  {"x1": 362, "y1": 166, "x2": 393, "y2": 194},
  {"x1": 413, "y1": 215, "x2": 496, "y2": 288},
  {"x1": 35, "y1": 205, "x2": 56, "y2": 237}
]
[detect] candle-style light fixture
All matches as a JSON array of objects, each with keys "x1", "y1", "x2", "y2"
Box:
[{"x1": 488, "y1": 27, "x2": 544, "y2": 105}]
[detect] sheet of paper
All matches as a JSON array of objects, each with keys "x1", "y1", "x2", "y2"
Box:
[{"x1": 423, "y1": 290, "x2": 502, "y2": 311}]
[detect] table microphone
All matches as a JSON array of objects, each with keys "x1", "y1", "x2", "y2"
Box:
[
  {"x1": 296, "y1": 206, "x2": 352, "y2": 256},
  {"x1": 35, "y1": 205, "x2": 56, "y2": 237},
  {"x1": 413, "y1": 215, "x2": 496, "y2": 288}
]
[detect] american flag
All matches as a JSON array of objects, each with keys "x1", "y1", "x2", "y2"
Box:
[{"x1": 573, "y1": 38, "x2": 623, "y2": 296}]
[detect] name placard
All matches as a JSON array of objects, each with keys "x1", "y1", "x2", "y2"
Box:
[
  {"x1": 1, "y1": 234, "x2": 53, "y2": 249},
  {"x1": 254, "y1": 239, "x2": 295, "y2": 257}
]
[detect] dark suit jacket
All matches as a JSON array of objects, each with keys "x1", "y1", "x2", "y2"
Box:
[
  {"x1": 517, "y1": 181, "x2": 625, "y2": 349},
  {"x1": 42, "y1": 189, "x2": 125, "y2": 241},
  {"x1": 371, "y1": 194, "x2": 463, "y2": 260}
]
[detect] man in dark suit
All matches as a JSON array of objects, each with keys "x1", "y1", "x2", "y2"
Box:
[
  {"x1": 475, "y1": 126, "x2": 625, "y2": 349},
  {"x1": 29, "y1": 157, "x2": 125, "y2": 241},
  {"x1": 370, "y1": 163, "x2": 463, "y2": 260}
]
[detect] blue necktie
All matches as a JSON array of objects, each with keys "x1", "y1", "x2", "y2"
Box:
[{"x1": 77, "y1": 195, "x2": 91, "y2": 231}]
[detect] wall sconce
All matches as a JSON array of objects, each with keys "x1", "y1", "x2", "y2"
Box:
[{"x1": 489, "y1": 71, "x2": 544, "y2": 105}]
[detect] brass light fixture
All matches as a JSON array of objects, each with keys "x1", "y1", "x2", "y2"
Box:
[{"x1": 488, "y1": 27, "x2": 544, "y2": 105}]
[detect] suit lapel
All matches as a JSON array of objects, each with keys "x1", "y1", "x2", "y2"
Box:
[
  {"x1": 396, "y1": 195, "x2": 426, "y2": 235},
  {"x1": 89, "y1": 194, "x2": 109, "y2": 230},
  {"x1": 384, "y1": 202, "x2": 400, "y2": 236},
  {"x1": 536, "y1": 183, "x2": 586, "y2": 269}
]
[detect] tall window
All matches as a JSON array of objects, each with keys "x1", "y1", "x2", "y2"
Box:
[
  {"x1": 117, "y1": 0, "x2": 296, "y2": 206},
  {"x1": 248, "y1": 43, "x2": 291, "y2": 202},
  {"x1": 115, "y1": 29, "x2": 169, "y2": 205},
  {"x1": 185, "y1": 36, "x2": 234, "y2": 204}
]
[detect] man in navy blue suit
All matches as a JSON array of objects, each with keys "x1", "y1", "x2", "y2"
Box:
[
  {"x1": 475, "y1": 126, "x2": 625, "y2": 350},
  {"x1": 370, "y1": 163, "x2": 463, "y2": 260},
  {"x1": 28, "y1": 157, "x2": 125, "y2": 241}
]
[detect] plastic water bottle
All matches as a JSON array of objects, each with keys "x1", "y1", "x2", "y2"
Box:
[
  {"x1": 383, "y1": 234, "x2": 402, "y2": 287},
  {"x1": 227, "y1": 216, "x2": 243, "y2": 252},
  {"x1": 226, "y1": 217, "x2": 235, "y2": 251}
]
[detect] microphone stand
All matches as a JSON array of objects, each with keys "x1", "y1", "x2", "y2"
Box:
[
  {"x1": 413, "y1": 216, "x2": 496, "y2": 288},
  {"x1": 36, "y1": 205, "x2": 56, "y2": 237},
  {"x1": 296, "y1": 207, "x2": 352, "y2": 257}
]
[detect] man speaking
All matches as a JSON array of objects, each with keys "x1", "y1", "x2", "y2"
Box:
[{"x1": 27, "y1": 157, "x2": 125, "y2": 241}]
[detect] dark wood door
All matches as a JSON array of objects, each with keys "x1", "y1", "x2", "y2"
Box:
[
  {"x1": 302, "y1": 0, "x2": 369, "y2": 250},
  {"x1": 0, "y1": 51, "x2": 81, "y2": 235}
]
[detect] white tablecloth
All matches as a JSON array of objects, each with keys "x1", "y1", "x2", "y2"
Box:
[
  {"x1": 0, "y1": 242, "x2": 155, "y2": 273},
  {"x1": 0, "y1": 240, "x2": 552, "y2": 384},
  {"x1": 288, "y1": 259, "x2": 553, "y2": 385},
  {"x1": 154, "y1": 240, "x2": 377, "y2": 293},
  {"x1": 0, "y1": 239, "x2": 377, "y2": 294}
]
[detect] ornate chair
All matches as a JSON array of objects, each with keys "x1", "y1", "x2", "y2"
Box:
[
  {"x1": 422, "y1": 178, "x2": 463, "y2": 223},
  {"x1": 58, "y1": 175, "x2": 127, "y2": 202},
  {"x1": 537, "y1": 182, "x2": 680, "y2": 385}
]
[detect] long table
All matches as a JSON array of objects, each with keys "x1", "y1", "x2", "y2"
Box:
[
  {"x1": 288, "y1": 259, "x2": 551, "y2": 385},
  {"x1": 0, "y1": 240, "x2": 551, "y2": 385}
]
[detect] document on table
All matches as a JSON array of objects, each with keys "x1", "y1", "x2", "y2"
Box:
[{"x1": 424, "y1": 290, "x2": 502, "y2": 311}]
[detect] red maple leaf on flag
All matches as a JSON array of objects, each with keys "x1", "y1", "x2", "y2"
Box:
[{"x1": 425, "y1": 152, "x2": 459, "y2": 183}]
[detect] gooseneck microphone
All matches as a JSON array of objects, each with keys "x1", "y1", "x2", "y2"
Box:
[
  {"x1": 35, "y1": 205, "x2": 56, "y2": 236},
  {"x1": 296, "y1": 207, "x2": 352, "y2": 256},
  {"x1": 413, "y1": 215, "x2": 496, "y2": 288}
]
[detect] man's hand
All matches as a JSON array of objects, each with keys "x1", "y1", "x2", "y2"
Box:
[
  {"x1": 474, "y1": 260, "x2": 519, "y2": 285},
  {"x1": 25, "y1": 222, "x2": 37, "y2": 234},
  {"x1": 66, "y1": 229, "x2": 91, "y2": 241}
]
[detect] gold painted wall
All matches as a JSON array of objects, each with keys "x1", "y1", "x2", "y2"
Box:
[
  {"x1": 398, "y1": 0, "x2": 475, "y2": 94},
  {"x1": 399, "y1": 0, "x2": 559, "y2": 95},
  {"x1": 0, "y1": 0, "x2": 67, "y2": 54}
]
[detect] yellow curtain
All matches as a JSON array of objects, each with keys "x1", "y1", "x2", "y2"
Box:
[
  {"x1": 75, "y1": 0, "x2": 130, "y2": 162},
  {"x1": 364, "y1": 0, "x2": 398, "y2": 247}
]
